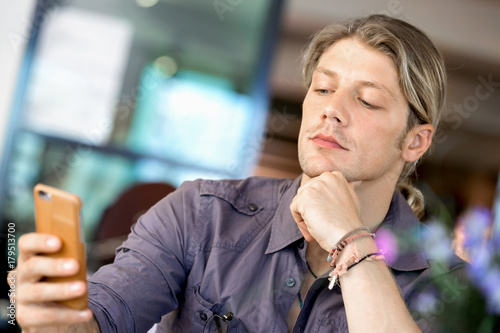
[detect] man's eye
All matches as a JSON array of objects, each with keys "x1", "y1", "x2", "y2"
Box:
[
  {"x1": 359, "y1": 98, "x2": 381, "y2": 110},
  {"x1": 316, "y1": 89, "x2": 330, "y2": 94}
]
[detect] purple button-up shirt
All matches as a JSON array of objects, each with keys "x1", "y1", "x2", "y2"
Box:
[{"x1": 88, "y1": 176, "x2": 466, "y2": 332}]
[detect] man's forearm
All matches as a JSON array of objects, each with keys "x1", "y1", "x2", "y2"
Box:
[{"x1": 339, "y1": 238, "x2": 421, "y2": 333}]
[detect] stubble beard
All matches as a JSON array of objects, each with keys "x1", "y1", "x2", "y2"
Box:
[
  {"x1": 297, "y1": 137, "x2": 359, "y2": 182},
  {"x1": 297, "y1": 125, "x2": 359, "y2": 181},
  {"x1": 298, "y1": 152, "x2": 358, "y2": 182},
  {"x1": 298, "y1": 126, "x2": 408, "y2": 183}
]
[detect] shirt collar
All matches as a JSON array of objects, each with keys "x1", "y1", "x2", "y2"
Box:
[
  {"x1": 376, "y1": 191, "x2": 430, "y2": 271},
  {"x1": 265, "y1": 176, "x2": 303, "y2": 254},
  {"x1": 265, "y1": 176, "x2": 429, "y2": 272}
]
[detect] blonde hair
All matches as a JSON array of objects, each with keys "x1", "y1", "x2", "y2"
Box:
[{"x1": 302, "y1": 15, "x2": 447, "y2": 218}]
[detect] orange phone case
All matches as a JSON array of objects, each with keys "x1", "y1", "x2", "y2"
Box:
[{"x1": 34, "y1": 184, "x2": 88, "y2": 310}]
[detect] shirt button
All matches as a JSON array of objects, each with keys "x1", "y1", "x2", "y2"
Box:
[
  {"x1": 199, "y1": 312, "x2": 208, "y2": 321},
  {"x1": 248, "y1": 203, "x2": 258, "y2": 211},
  {"x1": 285, "y1": 278, "x2": 296, "y2": 287}
]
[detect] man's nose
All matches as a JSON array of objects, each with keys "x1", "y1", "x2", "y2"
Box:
[{"x1": 322, "y1": 89, "x2": 350, "y2": 126}]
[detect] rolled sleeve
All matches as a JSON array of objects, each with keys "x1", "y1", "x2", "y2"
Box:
[{"x1": 88, "y1": 180, "x2": 202, "y2": 333}]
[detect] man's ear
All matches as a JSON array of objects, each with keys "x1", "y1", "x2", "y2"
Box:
[{"x1": 401, "y1": 124, "x2": 434, "y2": 162}]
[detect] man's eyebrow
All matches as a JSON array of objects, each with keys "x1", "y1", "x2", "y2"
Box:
[
  {"x1": 356, "y1": 80, "x2": 398, "y2": 102},
  {"x1": 314, "y1": 67, "x2": 398, "y2": 102},
  {"x1": 315, "y1": 67, "x2": 337, "y2": 79}
]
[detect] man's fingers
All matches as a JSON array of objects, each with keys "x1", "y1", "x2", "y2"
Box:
[
  {"x1": 290, "y1": 206, "x2": 303, "y2": 224},
  {"x1": 17, "y1": 304, "x2": 92, "y2": 327},
  {"x1": 20, "y1": 281, "x2": 87, "y2": 303},
  {"x1": 19, "y1": 257, "x2": 79, "y2": 283},
  {"x1": 296, "y1": 221, "x2": 313, "y2": 242},
  {"x1": 290, "y1": 194, "x2": 301, "y2": 220},
  {"x1": 19, "y1": 233, "x2": 61, "y2": 260},
  {"x1": 14, "y1": 233, "x2": 91, "y2": 331},
  {"x1": 290, "y1": 196, "x2": 314, "y2": 241}
]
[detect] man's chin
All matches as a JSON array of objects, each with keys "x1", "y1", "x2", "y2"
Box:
[
  {"x1": 303, "y1": 170, "x2": 328, "y2": 179},
  {"x1": 302, "y1": 166, "x2": 359, "y2": 183},
  {"x1": 303, "y1": 168, "x2": 342, "y2": 179},
  {"x1": 299, "y1": 156, "x2": 360, "y2": 181}
]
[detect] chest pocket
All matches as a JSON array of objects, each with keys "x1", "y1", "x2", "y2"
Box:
[
  {"x1": 198, "y1": 181, "x2": 269, "y2": 253},
  {"x1": 176, "y1": 285, "x2": 245, "y2": 333}
]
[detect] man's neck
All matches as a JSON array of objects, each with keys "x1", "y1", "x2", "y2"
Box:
[{"x1": 356, "y1": 176, "x2": 397, "y2": 232}]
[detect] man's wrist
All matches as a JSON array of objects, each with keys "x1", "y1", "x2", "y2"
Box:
[
  {"x1": 326, "y1": 226, "x2": 373, "y2": 264},
  {"x1": 335, "y1": 236, "x2": 378, "y2": 264},
  {"x1": 324, "y1": 222, "x2": 366, "y2": 252}
]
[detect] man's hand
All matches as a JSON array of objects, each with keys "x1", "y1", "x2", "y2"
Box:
[
  {"x1": 12, "y1": 233, "x2": 94, "y2": 332},
  {"x1": 290, "y1": 171, "x2": 363, "y2": 251}
]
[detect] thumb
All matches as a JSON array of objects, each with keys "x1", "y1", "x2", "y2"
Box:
[
  {"x1": 348, "y1": 181, "x2": 362, "y2": 214},
  {"x1": 349, "y1": 180, "x2": 362, "y2": 190},
  {"x1": 296, "y1": 220, "x2": 314, "y2": 242}
]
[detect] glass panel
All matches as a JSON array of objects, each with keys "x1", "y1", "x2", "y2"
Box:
[{"x1": 1, "y1": 0, "x2": 281, "y2": 241}]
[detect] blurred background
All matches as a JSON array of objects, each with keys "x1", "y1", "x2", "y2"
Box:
[{"x1": 0, "y1": 0, "x2": 499, "y2": 331}]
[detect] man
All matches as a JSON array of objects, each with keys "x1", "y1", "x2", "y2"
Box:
[{"x1": 14, "y1": 15, "x2": 466, "y2": 332}]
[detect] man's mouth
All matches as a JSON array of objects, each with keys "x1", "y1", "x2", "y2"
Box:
[{"x1": 311, "y1": 133, "x2": 347, "y2": 150}]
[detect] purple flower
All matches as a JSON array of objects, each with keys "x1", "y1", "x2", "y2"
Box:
[
  {"x1": 374, "y1": 228, "x2": 398, "y2": 266},
  {"x1": 422, "y1": 221, "x2": 453, "y2": 263},
  {"x1": 414, "y1": 288, "x2": 439, "y2": 314},
  {"x1": 468, "y1": 242, "x2": 492, "y2": 281},
  {"x1": 481, "y1": 267, "x2": 500, "y2": 314},
  {"x1": 461, "y1": 207, "x2": 492, "y2": 252}
]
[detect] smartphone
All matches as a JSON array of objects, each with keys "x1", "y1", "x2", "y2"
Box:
[{"x1": 34, "y1": 184, "x2": 88, "y2": 310}]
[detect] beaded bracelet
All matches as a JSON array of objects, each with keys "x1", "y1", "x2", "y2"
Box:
[
  {"x1": 327, "y1": 232, "x2": 374, "y2": 266},
  {"x1": 327, "y1": 229, "x2": 375, "y2": 267},
  {"x1": 327, "y1": 250, "x2": 385, "y2": 290},
  {"x1": 346, "y1": 252, "x2": 385, "y2": 272},
  {"x1": 327, "y1": 227, "x2": 371, "y2": 262}
]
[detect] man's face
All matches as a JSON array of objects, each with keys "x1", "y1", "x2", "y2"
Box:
[{"x1": 298, "y1": 38, "x2": 410, "y2": 183}]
